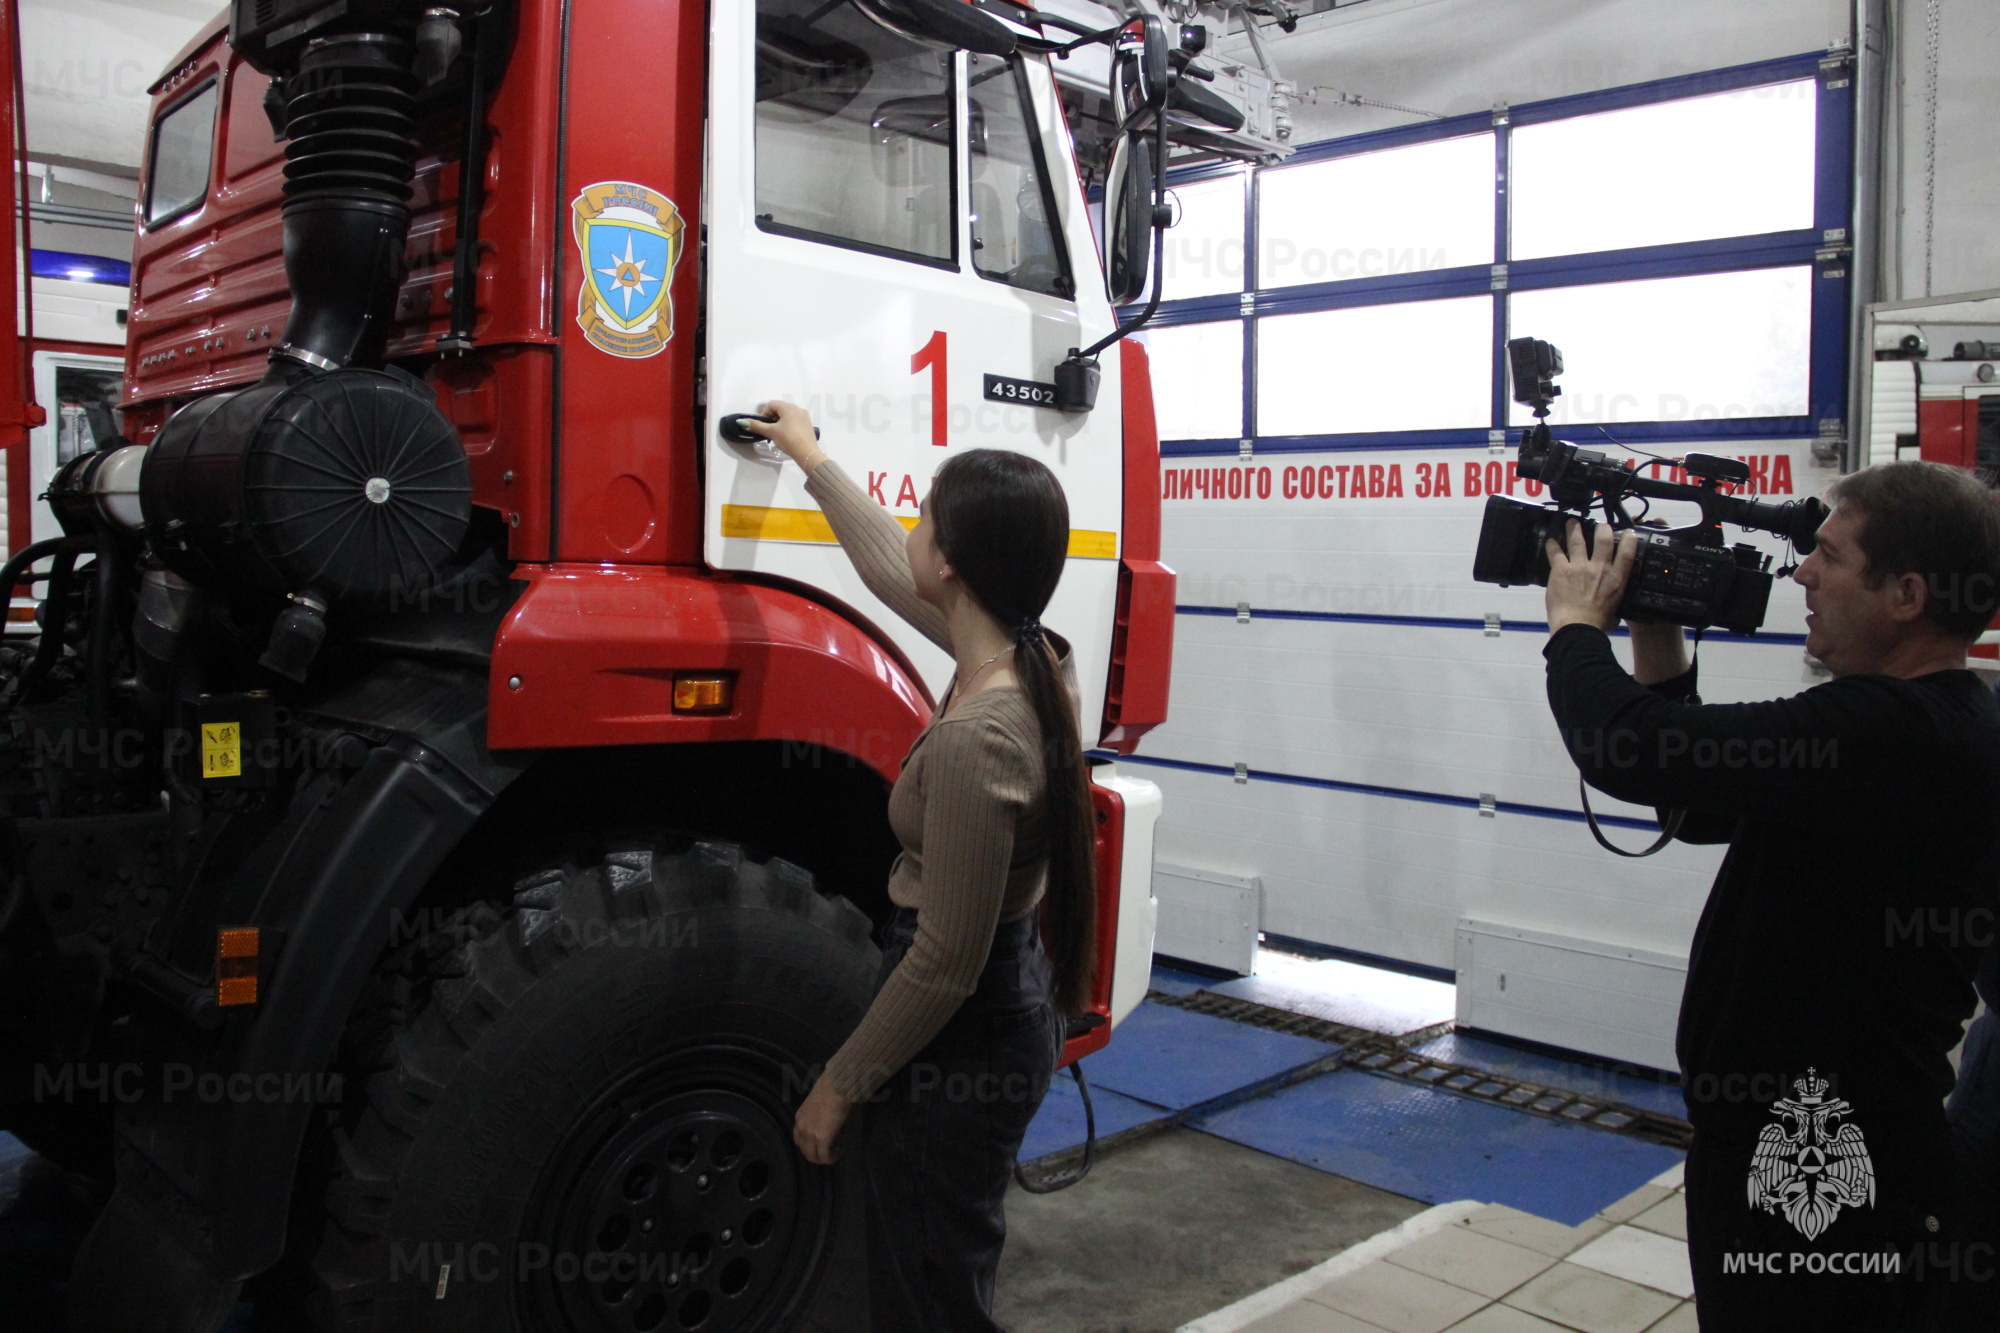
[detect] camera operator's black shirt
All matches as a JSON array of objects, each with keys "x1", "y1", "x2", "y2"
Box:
[{"x1": 1544, "y1": 624, "x2": 2000, "y2": 1250}]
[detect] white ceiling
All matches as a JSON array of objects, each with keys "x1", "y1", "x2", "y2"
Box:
[
  {"x1": 1223, "y1": 0, "x2": 1851, "y2": 145},
  {"x1": 21, "y1": 0, "x2": 222, "y2": 171}
]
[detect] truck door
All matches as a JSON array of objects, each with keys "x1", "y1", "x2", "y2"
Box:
[{"x1": 704, "y1": 0, "x2": 1125, "y2": 722}]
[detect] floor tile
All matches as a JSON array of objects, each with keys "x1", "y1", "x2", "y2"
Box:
[
  {"x1": 1016, "y1": 1072, "x2": 1171, "y2": 1164},
  {"x1": 1196, "y1": 1071, "x2": 1683, "y2": 1226},
  {"x1": 1458, "y1": 1204, "x2": 1612, "y2": 1258},
  {"x1": 1384, "y1": 1223, "x2": 1558, "y2": 1299},
  {"x1": 1629, "y1": 1194, "x2": 1687, "y2": 1242},
  {"x1": 1238, "y1": 1300, "x2": 1392, "y2": 1333},
  {"x1": 1642, "y1": 1303, "x2": 1698, "y2": 1332},
  {"x1": 1306, "y1": 1259, "x2": 1490, "y2": 1333},
  {"x1": 1413, "y1": 1033, "x2": 1688, "y2": 1121},
  {"x1": 1503, "y1": 1263, "x2": 1680, "y2": 1333},
  {"x1": 1567, "y1": 1225, "x2": 1695, "y2": 1299},
  {"x1": 1209, "y1": 952, "x2": 1456, "y2": 1036},
  {"x1": 1083, "y1": 1000, "x2": 1338, "y2": 1110},
  {"x1": 1445, "y1": 1306, "x2": 1578, "y2": 1332},
  {"x1": 1648, "y1": 1162, "x2": 1685, "y2": 1190},
  {"x1": 1598, "y1": 1185, "x2": 1672, "y2": 1225}
]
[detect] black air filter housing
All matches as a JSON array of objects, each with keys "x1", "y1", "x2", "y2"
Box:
[{"x1": 141, "y1": 367, "x2": 471, "y2": 604}]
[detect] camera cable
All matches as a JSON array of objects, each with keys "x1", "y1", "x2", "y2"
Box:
[
  {"x1": 1578, "y1": 629, "x2": 1705, "y2": 857},
  {"x1": 1013, "y1": 1060, "x2": 1097, "y2": 1193}
]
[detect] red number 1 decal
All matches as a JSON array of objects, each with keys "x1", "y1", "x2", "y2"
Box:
[{"x1": 912, "y1": 330, "x2": 947, "y2": 447}]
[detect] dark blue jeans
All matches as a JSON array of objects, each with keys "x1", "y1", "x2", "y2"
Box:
[{"x1": 860, "y1": 906, "x2": 1060, "y2": 1332}]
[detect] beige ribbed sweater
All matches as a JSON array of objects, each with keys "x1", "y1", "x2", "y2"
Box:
[{"x1": 806, "y1": 460, "x2": 1060, "y2": 1103}]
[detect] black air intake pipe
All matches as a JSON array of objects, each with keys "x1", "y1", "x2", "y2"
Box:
[
  {"x1": 273, "y1": 31, "x2": 421, "y2": 371},
  {"x1": 128, "y1": 7, "x2": 475, "y2": 682}
]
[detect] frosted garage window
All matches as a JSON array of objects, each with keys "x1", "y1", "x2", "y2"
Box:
[
  {"x1": 1508, "y1": 267, "x2": 1811, "y2": 427},
  {"x1": 1258, "y1": 134, "x2": 1493, "y2": 291},
  {"x1": 1144, "y1": 321, "x2": 1243, "y2": 440},
  {"x1": 145, "y1": 81, "x2": 218, "y2": 227},
  {"x1": 755, "y1": 0, "x2": 956, "y2": 266},
  {"x1": 1159, "y1": 170, "x2": 1246, "y2": 301},
  {"x1": 1511, "y1": 81, "x2": 1816, "y2": 260},
  {"x1": 1257, "y1": 296, "x2": 1492, "y2": 436}
]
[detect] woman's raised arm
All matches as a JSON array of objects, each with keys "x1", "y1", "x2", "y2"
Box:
[{"x1": 743, "y1": 402, "x2": 951, "y2": 652}]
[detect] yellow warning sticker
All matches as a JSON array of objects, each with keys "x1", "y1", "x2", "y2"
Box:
[{"x1": 201, "y1": 722, "x2": 241, "y2": 779}]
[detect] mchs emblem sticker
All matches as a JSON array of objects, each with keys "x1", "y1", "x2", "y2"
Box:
[
  {"x1": 571, "y1": 181, "x2": 684, "y2": 359},
  {"x1": 1747, "y1": 1068, "x2": 1875, "y2": 1241}
]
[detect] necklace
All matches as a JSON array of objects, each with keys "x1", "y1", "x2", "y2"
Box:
[{"x1": 952, "y1": 646, "x2": 1014, "y2": 700}]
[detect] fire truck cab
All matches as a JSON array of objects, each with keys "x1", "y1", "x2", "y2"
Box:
[{"x1": 0, "y1": 1, "x2": 1192, "y2": 1328}]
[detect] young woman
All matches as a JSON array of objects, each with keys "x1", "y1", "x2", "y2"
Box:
[{"x1": 743, "y1": 401, "x2": 1096, "y2": 1332}]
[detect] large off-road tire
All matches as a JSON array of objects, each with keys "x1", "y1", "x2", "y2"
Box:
[{"x1": 309, "y1": 838, "x2": 878, "y2": 1333}]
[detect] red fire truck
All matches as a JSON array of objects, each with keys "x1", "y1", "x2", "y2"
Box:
[{"x1": 0, "y1": 0, "x2": 1260, "y2": 1328}]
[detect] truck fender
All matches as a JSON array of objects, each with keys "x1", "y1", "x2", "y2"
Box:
[{"x1": 85, "y1": 666, "x2": 521, "y2": 1296}]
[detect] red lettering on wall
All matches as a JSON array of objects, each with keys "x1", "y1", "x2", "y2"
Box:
[
  {"x1": 868, "y1": 471, "x2": 889, "y2": 504},
  {"x1": 1386, "y1": 464, "x2": 1404, "y2": 498},
  {"x1": 1771, "y1": 454, "x2": 1794, "y2": 495}
]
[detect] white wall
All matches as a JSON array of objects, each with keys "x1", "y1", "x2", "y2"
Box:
[{"x1": 1880, "y1": 0, "x2": 2000, "y2": 299}]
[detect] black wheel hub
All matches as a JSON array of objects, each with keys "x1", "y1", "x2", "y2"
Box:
[{"x1": 526, "y1": 1052, "x2": 826, "y2": 1333}]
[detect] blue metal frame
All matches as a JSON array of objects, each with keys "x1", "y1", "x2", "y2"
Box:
[{"x1": 1150, "y1": 49, "x2": 1854, "y2": 456}]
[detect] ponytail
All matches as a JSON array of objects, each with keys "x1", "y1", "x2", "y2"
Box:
[
  {"x1": 1011, "y1": 619, "x2": 1097, "y2": 1014},
  {"x1": 930, "y1": 451, "x2": 1097, "y2": 1015}
]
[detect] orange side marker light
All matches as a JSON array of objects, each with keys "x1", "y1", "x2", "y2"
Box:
[{"x1": 217, "y1": 927, "x2": 261, "y2": 1007}]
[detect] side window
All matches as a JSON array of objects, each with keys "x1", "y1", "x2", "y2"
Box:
[
  {"x1": 754, "y1": 0, "x2": 956, "y2": 267},
  {"x1": 966, "y1": 53, "x2": 1072, "y2": 299},
  {"x1": 55, "y1": 367, "x2": 125, "y2": 465},
  {"x1": 145, "y1": 81, "x2": 219, "y2": 227}
]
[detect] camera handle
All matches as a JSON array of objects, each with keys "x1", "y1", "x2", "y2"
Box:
[{"x1": 1578, "y1": 782, "x2": 1685, "y2": 857}]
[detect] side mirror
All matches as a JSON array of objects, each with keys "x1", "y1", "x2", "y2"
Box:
[
  {"x1": 1105, "y1": 130, "x2": 1154, "y2": 306},
  {"x1": 850, "y1": 0, "x2": 1018, "y2": 56},
  {"x1": 1115, "y1": 15, "x2": 1170, "y2": 121}
]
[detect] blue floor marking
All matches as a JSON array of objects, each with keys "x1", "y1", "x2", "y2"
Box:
[
  {"x1": 1193, "y1": 1068, "x2": 1684, "y2": 1226},
  {"x1": 1079, "y1": 1001, "x2": 1339, "y2": 1111},
  {"x1": 1414, "y1": 1032, "x2": 1688, "y2": 1121},
  {"x1": 1017, "y1": 1075, "x2": 1171, "y2": 1164}
]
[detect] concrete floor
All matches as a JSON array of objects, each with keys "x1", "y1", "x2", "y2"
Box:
[{"x1": 998, "y1": 1128, "x2": 1427, "y2": 1333}]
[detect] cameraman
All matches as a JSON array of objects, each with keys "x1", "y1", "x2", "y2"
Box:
[{"x1": 1542, "y1": 461, "x2": 2000, "y2": 1332}]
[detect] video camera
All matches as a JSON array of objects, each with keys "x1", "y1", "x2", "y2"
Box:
[{"x1": 1471, "y1": 338, "x2": 1828, "y2": 635}]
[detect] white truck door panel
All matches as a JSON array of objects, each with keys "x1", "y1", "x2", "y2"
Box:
[{"x1": 705, "y1": 2, "x2": 1124, "y2": 719}]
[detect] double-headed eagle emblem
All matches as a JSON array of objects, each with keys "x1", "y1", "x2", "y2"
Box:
[{"x1": 1746, "y1": 1069, "x2": 1875, "y2": 1241}]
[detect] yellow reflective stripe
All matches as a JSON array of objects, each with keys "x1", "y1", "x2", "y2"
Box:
[{"x1": 719, "y1": 505, "x2": 1117, "y2": 559}]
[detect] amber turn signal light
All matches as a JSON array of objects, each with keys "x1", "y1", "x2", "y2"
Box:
[
  {"x1": 217, "y1": 926, "x2": 260, "y2": 1007},
  {"x1": 672, "y1": 675, "x2": 733, "y2": 716}
]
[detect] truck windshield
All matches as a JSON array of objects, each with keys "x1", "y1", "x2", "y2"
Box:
[
  {"x1": 968, "y1": 53, "x2": 1072, "y2": 300},
  {"x1": 754, "y1": 0, "x2": 956, "y2": 268}
]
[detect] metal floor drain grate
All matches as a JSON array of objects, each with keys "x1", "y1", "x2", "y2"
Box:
[{"x1": 1149, "y1": 988, "x2": 1691, "y2": 1151}]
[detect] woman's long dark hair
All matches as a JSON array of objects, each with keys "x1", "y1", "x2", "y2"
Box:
[{"x1": 930, "y1": 449, "x2": 1096, "y2": 1015}]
